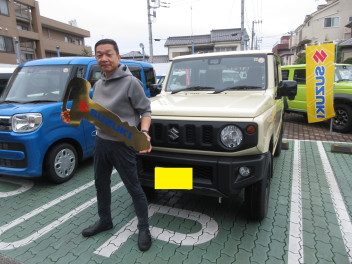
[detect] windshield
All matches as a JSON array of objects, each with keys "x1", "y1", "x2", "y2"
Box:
[
  {"x1": 165, "y1": 54, "x2": 267, "y2": 93},
  {"x1": 1, "y1": 65, "x2": 73, "y2": 103},
  {"x1": 335, "y1": 65, "x2": 352, "y2": 82}
]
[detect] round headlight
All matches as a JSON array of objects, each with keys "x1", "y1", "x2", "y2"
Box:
[{"x1": 220, "y1": 125, "x2": 243, "y2": 149}]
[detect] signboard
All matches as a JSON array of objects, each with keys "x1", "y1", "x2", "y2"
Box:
[{"x1": 306, "y1": 43, "x2": 335, "y2": 123}]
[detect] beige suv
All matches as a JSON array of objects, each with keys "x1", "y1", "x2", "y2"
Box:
[{"x1": 137, "y1": 51, "x2": 297, "y2": 220}]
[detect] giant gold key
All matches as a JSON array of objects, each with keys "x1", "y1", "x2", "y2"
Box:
[{"x1": 62, "y1": 77, "x2": 151, "y2": 152}]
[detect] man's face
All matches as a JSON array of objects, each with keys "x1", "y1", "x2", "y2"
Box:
[{"x1": 95, "y1": 44, "x2": 121, "y2": 78}]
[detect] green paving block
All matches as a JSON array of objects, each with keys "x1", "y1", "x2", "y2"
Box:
[
  {"x1": 182, "y1": 247, "x2": 203, "y2": 264},
  {"x1": 243, "y1": 222, "x2": 259, "y2": 235},
  {"x1": 265, "y1": 256, "x2": 286, "y2": 264},
  {"x1": 215, "y1": 253, "x2": 234, "y2": 264},
  {"x1": 332, "y1": 252, "x2": 351, "y2": 264},
  {"x1": 238, "y1": 233, "x2": 255, "y2": 251},
  {"x1": 258, "y1": 218, "x2": 274, "y2": 232},
  {"x1": 167, "y1": 250, "x2": 187, "y2": 263},
  {"x1": 267, "y1": 239, "x2": 285, "y2": 260},
  {"x1": 229, "y1": 225, "x2": 245, "y2": 240},
  {"x1": 270, "y1": 226, "x2": 287, "y2": 243},
  {"x1": 273, "y1": 214, "x2": 289, "y2": 229},
  {"x1": 303, "y1": 245, "x2": 318, "y2": 264},
  {"x1": 330, "y1": 236, "x2": 351, "y2": 259},
  {"x1": 234, "y1": 249, "x2": 252, "y2": 263},
  {"x1": 255, "y1": 229, "x2": 271, "y2": 247},
  {"x1": 56, "y1": 252, "x2": 77, "y2": 264},
  {"x1": 251, "y1": 243, "x2": 269, "y2": 263},
  {"x1": 156, "y1": 243, "x2": 177, "y2": 261},
  {"x1": 315, "y1": 239, "x2": 334, "y2": 262},
  {"x1": 202, "y1": 242, "x2": 223, "y2": 262},
  {"x1": 302, "y1": 230, "x2": 316, "y2": 250},
  {"x1": 220, "y1": 237, "x2": 240, "y2": 256}
]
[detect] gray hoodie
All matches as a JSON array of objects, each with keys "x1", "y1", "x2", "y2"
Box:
[{"x1": 92, "y1": 64, "x2": 151, "y2": 142}]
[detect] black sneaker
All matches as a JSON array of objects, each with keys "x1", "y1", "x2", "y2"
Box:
[
  {"x1": 82, "y1": 221, "x2": 113, "y2": 237},
  {"x1": 138, "y1": 230, "x2": 152, "y2": 251}
]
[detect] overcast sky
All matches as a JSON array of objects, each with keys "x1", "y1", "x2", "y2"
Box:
[{"x1": 36, "y1": 0, "x2": 327, "y2": 56}]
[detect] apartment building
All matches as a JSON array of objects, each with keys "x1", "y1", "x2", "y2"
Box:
[
  {"x1": 0, "y1": 0, "x2": 92, "y2": 64},
  {"x1": 164, "y1": 28, "x2": 250, "y2": 60},
  {"x1": 273, "y1": 0, "x2": 352, "y2": 64}
]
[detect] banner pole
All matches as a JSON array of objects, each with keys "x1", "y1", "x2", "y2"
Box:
[{"x1": 330, "y1": 41, "x2": 338, "y2": 134}]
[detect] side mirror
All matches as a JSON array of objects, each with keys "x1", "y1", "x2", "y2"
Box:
[
  {"x1": 276, "y1": 80, "x2": 297, "y2": 100},
  {"x1": 150, "y1": 84, "x2": 162, "y2": 97}
]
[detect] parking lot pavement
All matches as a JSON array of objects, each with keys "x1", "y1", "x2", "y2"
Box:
[
  {"x1": 1, "y1": 114, "x2": 352, "y2": 264},
  {"x1": 283, "y1": 112, "x2": 352, "y2": 143}
]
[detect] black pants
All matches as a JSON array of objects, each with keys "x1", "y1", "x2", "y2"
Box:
[{"x1": 93, "y1": 136, "x2": 149, "y2": 231}]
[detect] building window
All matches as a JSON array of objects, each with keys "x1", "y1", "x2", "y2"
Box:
[
  {"x1": 17, "y1": 24, "x2": 29, "y2": 31},
  {"x1": 75, "y1": 39, "x2": 83, "y2": 45},
  {"x1": 324, "y1": 17, "x2": 340, "y2": 28},
  {"x1": 215, "y1": 47, "x2": 237, "y2": 52},
  {"x1": 0, "y1": 0, "x2": 9, "y2": 15},
  {"x1": 65, "y1": 36, "x2": 73, "y2": 43},
  {"x1": 21, "y1": 52, "x2": 33, "y2": 62},
  {"x1": 0, "y1": 36, "x2": 14, "y2": 53}
]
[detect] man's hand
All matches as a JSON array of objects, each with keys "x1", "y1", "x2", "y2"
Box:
[
  {"x1": 61, "y1": 109, "x2": 71, "y2": 124},
  {"x1": 139, "y1": 131, "x2": 152, "y2": 153}
]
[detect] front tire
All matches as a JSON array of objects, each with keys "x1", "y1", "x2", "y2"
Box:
[
  {"x1": 245, "y1": 152, "x2": 272, "y2": 221},
  {"x1": 333, "y1": 104, "x2": 352, "y2": 133},
  {"x1": 45, "y1": 143, "x2": 78, "y2": 184}
]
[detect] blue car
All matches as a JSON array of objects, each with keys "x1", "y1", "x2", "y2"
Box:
[{"x1": 0, "y1": 57, "x2": 156, "y2": 183}]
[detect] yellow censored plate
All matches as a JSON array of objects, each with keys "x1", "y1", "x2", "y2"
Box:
[{"x1": 154, "y1": 168, "x2": 193, "y2": 189}]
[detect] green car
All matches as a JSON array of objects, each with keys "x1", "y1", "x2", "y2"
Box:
[{"x1": 282, "y1": 64, "x2": 352, "y2": 133}]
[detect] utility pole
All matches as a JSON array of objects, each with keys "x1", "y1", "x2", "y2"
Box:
[
  {"x1": 147, "y1": 0, "x2": 169, "y2": 63},
  {"x1": 287, "y1": 30, "x2": 295, "y2": 64},
  {"x1": 147, "y1": 0, "x2": 154, "y2": 63},
  {"x1": 251, "y1": 20, "x2": 262, "y2": 50},
  {"x1": 240, "y1": 0, "x2": 244, "y2": 50}
]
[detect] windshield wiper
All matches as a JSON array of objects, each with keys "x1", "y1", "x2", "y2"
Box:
[
  {"x1": 3, "y1": 100, "x2": 23, "y2": 103},
  {"x1": 213, "y1": 85, "x2": 262, "y2": 94},
  {"x1": 171, "y1": 86, "x2": 214, "y2": 94},
  {"x1": 23, "y1": 100, "x2": 58, "y2": 104}
]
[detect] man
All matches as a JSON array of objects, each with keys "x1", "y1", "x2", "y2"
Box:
[{"x1": 61, "y1": 39, "x2": 152, "y2": 251}]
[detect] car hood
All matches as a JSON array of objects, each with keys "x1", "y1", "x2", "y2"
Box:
[
  {"x1": 0, "y1": 102, "x2": 59, "y2": 115},
  {"x1": 151, "y1": 91, "x2": 272, "y2": 118}
]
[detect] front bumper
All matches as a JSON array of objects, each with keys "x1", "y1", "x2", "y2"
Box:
[
  {"x1": 137, "y1": 150, "x2": 271, "y2": 198},
  {"x1": 0, "y1": 132, "x2": 46, "y2": 178}
]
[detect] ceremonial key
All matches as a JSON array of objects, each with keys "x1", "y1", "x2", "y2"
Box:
[{"x1": 62, "y1": 77, "x2": 150, "y2": 152}]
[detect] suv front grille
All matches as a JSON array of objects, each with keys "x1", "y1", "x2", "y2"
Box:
[{"x1": 150, "y1": 120, "x2": 258, "y2": 152}]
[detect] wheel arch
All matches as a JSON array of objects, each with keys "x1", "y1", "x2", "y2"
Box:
[{"x1": 42, "y1": 138, "x2": 83, "y2": 172}]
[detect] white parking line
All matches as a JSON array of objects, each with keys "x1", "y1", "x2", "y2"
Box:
[
  {"x1": 0, "y1": 170, "x2": 119, "y2": 250},
  {"x1": 288, "y1": 140, "x2": 304, "y2": 264},
  {"x1": 317, "y1": 141, "x2": 352, "y2": 262},
  {"x1": 0, "y1": 177, "x2": 34, "y2": 197}
]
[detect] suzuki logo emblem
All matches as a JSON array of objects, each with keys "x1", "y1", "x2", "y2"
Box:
[{"x1": 168, "y1": 127, "x2": 179, "y2": 141}]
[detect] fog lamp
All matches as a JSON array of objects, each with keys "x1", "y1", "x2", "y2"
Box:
[{"x1": 239, "y1": 166, "x2": 251, "y2": 177}]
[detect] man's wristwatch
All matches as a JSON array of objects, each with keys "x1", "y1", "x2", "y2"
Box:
[{"x1": 141, "y1": 130, "x2": 149, "y2": 135}]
